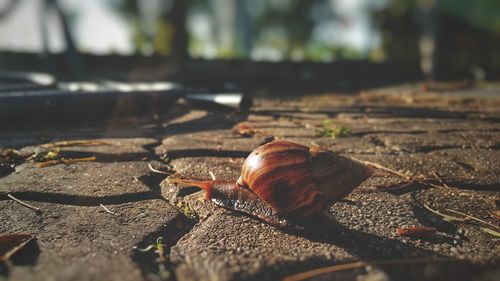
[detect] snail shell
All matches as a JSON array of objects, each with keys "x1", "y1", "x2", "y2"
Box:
[{"x1": 171, "y1": 140, "x2": 373, "y2": 227}]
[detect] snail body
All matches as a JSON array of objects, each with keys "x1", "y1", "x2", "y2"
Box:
[{"x1": 172, "y1": 140, "x2": 373, "y2": 227}]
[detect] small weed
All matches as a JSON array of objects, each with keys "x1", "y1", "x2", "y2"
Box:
[
  {"x1": 318, "y1": 120, "x2": 350, "y2": 138},
  {"x1": 135, "y1": 237, "x2": 173, "y2": 280},
  {"x1": 30, "y1": 147, "x2": 61, "y2": 162}
]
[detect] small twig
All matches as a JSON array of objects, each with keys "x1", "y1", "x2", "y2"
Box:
[
  {"x1": 422, "y1": 204, "x2": 467, "y2": 222},
  {"x1": 209, "y1": 171, "x2": 216, "y2": 180},
  {"x1": 284, "y1": 261, "x2": 366, "y2": 281},
  {"x1": 364, "y1": 178, "x2": 449, "y2": 193},
  {"x1": 35, "y1": 156, "x2": 96, "y2": 167},
  {"x1": 7, "y1": 194, "x2": 41, "y2": 212},
  {"x1": 426, "y1": 182, "x2": 447, "y2": 189},
  {"x1": 99, "y1": 203, "x2": 116, "y2": 215},
  {"x1": 148, "y1": 163, "x2": 174, "y2": 175},
  {"x1": 283, "y1": 258, "x2": 456, "y2": 281},
  {"x1": 479, "y1": 227, "x2": 500, "y2": 238},
  {"x1": 365, "y1": 174, "x2": 470, "y2": 193},
  {"x1": 43, "y1": 140, "x2": 108, "y2": 147},
  {"x1": 354, "y1": 158, "x2": 412, "y2": 180},
  {"x1": 353, "y1": 159, "x2": 468, "y2": 194},
  {"x1": 369, "y1": 179, "x2": 419, "y2": 192},
  {"x1": 445, "y1": 208, "x2": 500, "y2": 231},
  {"x1": 62, "y1": 157, "x2": 96, "y2": 164},
  {"x1": 431, "y1": 171, "x2": 450, "y2": 188}
]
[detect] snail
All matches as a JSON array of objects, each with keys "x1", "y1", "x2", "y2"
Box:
[{"x1": 170, "y1": 140, "x2": 373, "y2": 228}]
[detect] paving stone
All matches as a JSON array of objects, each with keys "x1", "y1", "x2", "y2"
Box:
[
  {"x1": 0, "y1": 161, "x2": 160, "y2": 198},
  {"x1": 171, "y1": 213, "x2": 354, "y2": 281},
  {"x1": 0, "y1": 199, "x2": 190, "y2": 281}
]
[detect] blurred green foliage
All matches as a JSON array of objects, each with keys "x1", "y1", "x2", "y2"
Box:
[
  {"x1": 440, "y1": 0, "x2": 500, "y2": 31},
  {"x1": 102, "y1": 0, "x2": 499, "y2": 69}
]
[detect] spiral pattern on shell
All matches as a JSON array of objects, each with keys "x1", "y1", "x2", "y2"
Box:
[
  {"x1": 237, "y1": 141, "x2": 322, "y2": 217},
  {"x1": 237, "y1": 140, "x2": 373, "y2": 218}
]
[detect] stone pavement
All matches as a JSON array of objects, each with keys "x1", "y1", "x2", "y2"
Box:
[{"x1": 1, "y1": 84, "x2": 499, "y2": 281}]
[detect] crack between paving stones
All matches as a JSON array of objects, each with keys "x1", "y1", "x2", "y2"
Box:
[
  {"x1": 135, "y1": 125, "x2": 199, "y2": 281},
  {"x1": 415, "y1": 145, "x2": 466, "y2": 153},
  {"x1": 135, "y1": 122, "x2": 255, "y2": 280},
  {"x1": 165, "y1": 149, "x2": 250, "y2": 159},
  {"x1": 132, "y1": 213, "x2": 194, "y2": 281}
]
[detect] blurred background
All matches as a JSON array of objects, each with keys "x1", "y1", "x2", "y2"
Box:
[{"x1": 0, "y1": 0, "x2": 499, "y2": 91}]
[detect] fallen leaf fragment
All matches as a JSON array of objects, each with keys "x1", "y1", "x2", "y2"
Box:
[
  {"x1": 490, "y1": 210, "x2": 500, "y2": 220},
  {"x1": 0, "y1": 234, "x2": 34, "y2": 262},
  {"x1": 397, "y1": 226, "x2": 437, "y2": 238},
  {"x1": 232, "y1": 123, "x2": 257, "y2": 137},
  {"x1": 421, "y1": 80, "x2": 474, "y2": 92}
]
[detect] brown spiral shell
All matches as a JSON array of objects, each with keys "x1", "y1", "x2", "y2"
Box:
[{"x1": 237, "y1": 140, "x2": 373, "y2": 218}]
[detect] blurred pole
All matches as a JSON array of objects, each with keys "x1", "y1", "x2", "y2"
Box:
[
  {"x1": 235, "y1": 0, "x2": 253, "y2": 58},
  {"x1": 39, "y1": 0, "x2": 55, "y2": 75},
  {"x1": 45, "y1": 0, "x2": 85, "y2": 79},
  {"x1": 416, "y1": 0, "x2": 438, "y2": 80},
  {"x1": 169, "y1": 0, "x2": 189, "y2": 59}
]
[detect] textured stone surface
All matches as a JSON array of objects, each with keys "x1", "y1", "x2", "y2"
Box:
[
  {"x1": 1, "y1": 84, "x2": 500, "y2": 281},
  {"x1": 1, "y1": 199, "x2": 188, "y2": 281},
  {"x1": 0, "y1": 125, "x2": 191, "y2": 281}
]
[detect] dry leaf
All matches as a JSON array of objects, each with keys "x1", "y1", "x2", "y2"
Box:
[
  {"x1": 397, "y1": 226, "x2": 437, "y2": 238},
  {"x1": 490, "y1": 210, "x2": 500, "y2": 220},
  {"x1": 232, "y1": 123, "x2": 257, "y2": 137},
  {"x1": 0, "y1": 234, "x2": 34, "y2": 262}
]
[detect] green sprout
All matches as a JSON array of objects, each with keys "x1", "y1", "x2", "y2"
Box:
[
  {"x1": 31, "y1": 147, "x2": 61, "y2": 162},
  {"x1": 318, "y1": 120, "x2": 351, "y2": 139},
  {"x1": 135, "y1": 237, "x2": 172, "y2": 280},
  {"x1": 135, "y1": 236, "x2": 165, "y2": 253}
]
